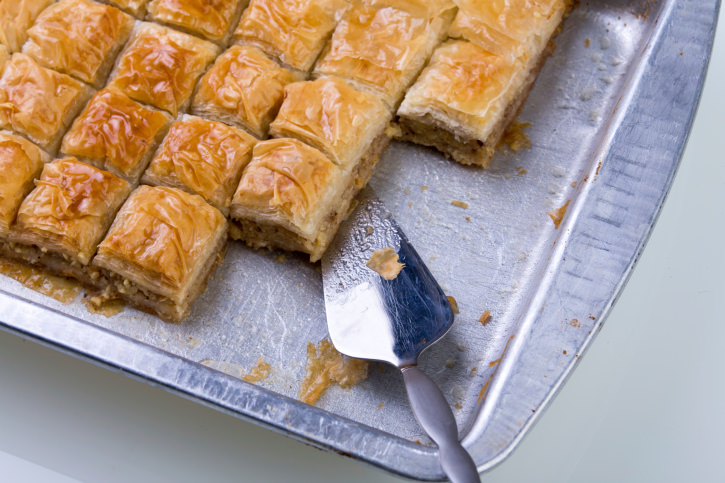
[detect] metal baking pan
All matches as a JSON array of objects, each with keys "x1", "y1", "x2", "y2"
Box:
[{"x1": 0, "y1": 0, "x2": 718, "y2": 479}]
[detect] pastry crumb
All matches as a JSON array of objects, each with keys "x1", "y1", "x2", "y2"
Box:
[
  {"x1": 446, "y1": 295, "x2": 459, "y2": 314},
  {"x1": 366, "y1": 248, "x2": 405, "y2": 280},
  {"x1": 479, "y1": 310, "x2": 491, "y2": 326},
  {"x1": 451, "y1": 200, "x2": 469, "y2": 209},
  {"x1": 547, "y1": 200, "x2": 571, "y2": 228},
  {"x1": 500, "y1": 121, "x2": 532, "y2": 152},
  {"x1": 242, "y1": 356, "x2": 272, "y2": 383},
  {"x1": 421, "y1": 185, "x2": 429, "y2": 192},
  {"x1": 298, "y1": 339, "x2": 368, "y2": 405}
]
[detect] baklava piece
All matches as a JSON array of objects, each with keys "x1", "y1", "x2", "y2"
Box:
[
  {"x1": 23, "y1": 0, "x2": 134, "y2": 88},
  {"x1": 8, "y1": 158, "x2": 131, "y2": 284},
  {"x1": 191, "y1": 45, "x2": 303, "y2": 138},
  {"x1": 397, "y1": 1, "x2": 570, "y2": 167},
  {"x1": 108, "y1": 22, "x2": 219, "y2": 116},
  {"x1": 0, "y1": 0, "x2": 54, "y2": 53},
  {"x1": 99, "y1": 0, "x2": 149, "y2": 18},
  {"x1": 269, "y1": 76, "x2": 391, "y2": 187},
  {"x1": 448, "y1": 0, "x2": 568, "y2": 61},
  {"x1": 0, "y1": 132, "x2": 50, "y2": 237},
  {"x1": 229, "y1": 138, "x2": 347, "y2": 262},
  {"x1": 147, "y1": 0, "x2": 247, "y2": 44},
  {"x1": 313, "y1": 0, "x2": 456, "y2": 109},
  {"x1": 142, "y1": 115, "x2": 256, "y2": 215},
  {"x1": 0, "y1": 54, "x2": 94, "y2": 154},
  {"x1": 93, "y1": 185, "x2": 228, "y2": 322},
  {"x1": 232, "y1": 0, "x2": 349, "y2": 73},
  {"x1": 0, "y1": 44, "x2": 8, "y2": 71},
  {"x1": 397, "y1": 40, "x2": 532, "y2": 168},
  {"x1": 61, "y1": 87, "x2": 172, "y2": 184}
]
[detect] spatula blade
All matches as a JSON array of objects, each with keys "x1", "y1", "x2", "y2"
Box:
[{"x1": 321, "y1": 190, "x2": 453, "y2": 368}]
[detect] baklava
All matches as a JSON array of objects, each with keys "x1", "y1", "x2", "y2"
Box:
[
  {"x1": 0, "y1": 44, "x2": 9, "y2": 71},
  {"x1": 396, "y1": 40, "x2": 525, "y2": 167},
  {"x1": 147, "y1": 0, "x2": 247, "y2": 44},
  {"x1": 314, "y1": 0, "x2": 456, "y2": 109},
  {"x1": 99, "y1": 0, "x2": 149, "y2": 18},
  {"x1": 142, "y1": 115, "x2": 256, "y2": 214},
  {"x1": 0, "y1": 54, "x2": 94, "y2": 154},
  {"x1": 108, "y1": 22, "x2": 219, "y2": 116},
  {"x1": 232, "y1": 0, "x2": 349, "y2": 73},
  {"x1": 23, "y1": 0, "x2": 135, "y2": 88},
  {"x1": 93, "y1": 185, "x2": 228, "y2": 322},
  {"x1": 0, "y1": 132, "x2": 50, "y2": 237},
  {"x1": 396, "y1": 1, "x2": 570, "y2": 167},
  {"x1": 0, "y1": 0, "x2": 54, "y2": 53},
  {"x1": 269, "y1": 76, "x2": 391, "y2": 184},
  {"x1": 229, "y1": 138, "x2": 346, "y2": 261},
  {"x1": 60, "y1": 87, "x2": 173, "y2": 184},
  {"x1": 191, "y1": 45, "x2": 303, "y2": 138},
  {"x1": 8, "y1": 157, "x2": 131, "y2": 283},
  {"x1": 448, "y1": 0, "x2": 568, "y2": 61}
]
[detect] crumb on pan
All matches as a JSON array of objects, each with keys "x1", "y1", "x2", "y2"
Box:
[
  {"x1": 447, "y1": 295, "x2": 459, "y2": 314},
  {"x1": 547, "y1": 199, "x2": 571, "y2": 228},
  {"x1": 479, "y1": 310, "x2": 491, "y2": 326},
  {"x1": 242, "y1": 356, "x2": 272, "y2": 383},
  {"x1": 500, "y1": 121, "x2": 532, "y2": 152},
  {"x1": 299, "y1": 338, "x2": 368, "y2": 405}
]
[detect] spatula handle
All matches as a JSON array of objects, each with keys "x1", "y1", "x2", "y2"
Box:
[{"x1": 401, "y1": 366, "x2": 479, "y2": 482}]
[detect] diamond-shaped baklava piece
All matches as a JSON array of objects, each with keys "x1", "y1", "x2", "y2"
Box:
[
  {"x1": 229, "y1": 138, "x2": 346, "y2": 261},
  {"x1": 191, "y1": 45, "x2": 303, "y2": 138},
  {"x1": 0, "y1": 54, "x2": 94, "y2": 154},
  {"x1": 99, "y1": 0, "x2": 149, "y2": 17},
  {"x1": 232, "y1": 0, "x2": 348, "y2": 73},
  {"x1": 0, "y1": 132, "x2": 50, "y2": 237},
  {"x1": 396, "y1": 40, "x2": 526, "y2": 167},
  {"x1": 269, "y1": 77, "x2": 390, "y2": 174},
  {"x1": 313, "y1": 0, "x2": 455, "y2": 109},
  {"x1": 147, "y1": 0, "x2": 247, "y2": 44},
  {"x1": 0, "y1": 0, "x2": 54, "y2": 53},
  {"x1": 108, "y1": 22, "x2": 219, "y2": 116},
  {"x1": 23, "y1": 0, "x2": 134, "y2": 88},
  {"x1": 11, "y1": 158, "x2": 131, "y2": 271},
  {"x1": 142, "y1": 115, "x2": 256, "y2": 214},
  {"x1": 94, "y1": 185, "x2": 228, "y2": 322},
  {"x1": 61, "y1": 87, "x2": 172, "y2": 184}
]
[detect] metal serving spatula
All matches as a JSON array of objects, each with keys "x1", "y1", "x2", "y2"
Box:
[{"x1": 321, "y1": 191, "x2": 479, "y2": 483}]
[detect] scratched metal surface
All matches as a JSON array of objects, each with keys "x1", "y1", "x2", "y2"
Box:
[{"x1": 0, "y1": 0, "x2": 718, "y2": 479}]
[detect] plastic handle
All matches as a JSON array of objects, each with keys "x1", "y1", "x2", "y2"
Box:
[{"x1": 402, "y1": 366, "x2": 479, "y2": 482}]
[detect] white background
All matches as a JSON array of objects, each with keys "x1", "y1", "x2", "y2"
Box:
[{"x1": 1, "y1": 9, "x2": 723, "y2": 483}]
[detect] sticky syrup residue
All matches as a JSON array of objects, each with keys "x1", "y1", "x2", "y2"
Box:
[
  {"x1": 366, "y1": 248, "x2": 404, "y2": 280},
  {"x1": 478, "y1": 335, "x2": 515, "y2": 403},
  {"x1": 0, "y1": 259, "x2": 81, "y2": 304},
  {"x1": 201, "y1": 357, "x2": 272, "y2": 383},
  {"x1": 299, "y1": 338, "x2": 368, "y2": 405},
  {"x1": 500, "y1": 121, "x2": 532, "y2": 152},
  {"x1": 547, "y1": 200, "x2": 571, "y2": 228},
  {"x1": 83, "y1": 289, "x2": 125, "y2": 317},
  {"x1": 242, "y1": 356, "x2": 272, "y2": 383}
]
